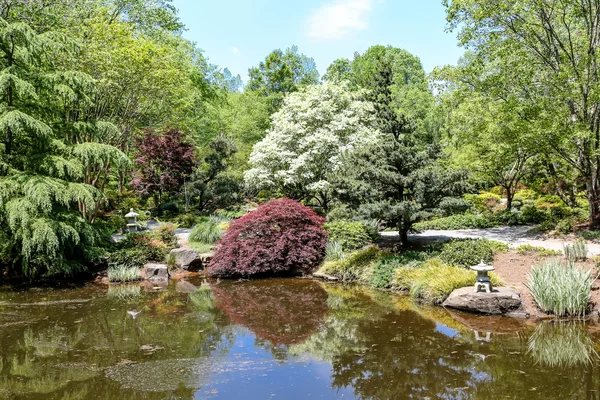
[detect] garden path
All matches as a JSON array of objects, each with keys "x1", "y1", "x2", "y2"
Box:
[{"x1": 381, "y1": 226, "x2": 600, "y2": 257}]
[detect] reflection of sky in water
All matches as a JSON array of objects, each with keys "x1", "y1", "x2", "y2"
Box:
[
  {"x1": 202, "y1": 332, "x2": 354, "y2": 399},
  {"x1": 435, "y1": 323, "x2": 459, "y2": 338}
]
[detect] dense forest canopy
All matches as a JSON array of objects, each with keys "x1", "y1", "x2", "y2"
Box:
[{"x1": 1, "y1": 0, "x2": 598, "y2": 279}]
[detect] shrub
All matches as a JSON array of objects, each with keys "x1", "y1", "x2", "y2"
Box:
[
  {"x1": 173, "y1": 213, "x2": 199, "y2": 228},
  {"x1": 325, "y1": 240, "x2": 344, "y2": 261},
  {"x1": 108, "y1": 228, "x2": 177, "y2": 268},
  {"x1": 107, "y1": 265, "x2": 141, "y2": 282},
  {"x1": 513, "y1": 189, "x2": 538, "y2": 201},
  {"x1": 392, "y1": 258, "x2": 502, "y2": 304},
  {"x1": 370, "y1": 251, "x2": 427, "y2": 289},
  {"x1": 535, "y1": 195, "x2": 565, "y2": 210},
  {"x1": 189, "y1": 215, "x2": 231, "y2": 244},
  {"x1": 438, "y1": 197, "x2": 471, "y2": 216},
  {"x1": 464, "y1": 192, "x2": 502, "y2": 212},
  {"x1": 516, "y1": 244, "x2": 562, "y2": 257},
  {"x1": 439, "y1": 239, "x2": 508, "y2": 268},
  {"x1": 526, "y1": 259, "x2": 594, "y2": 316},
  {"x1": 324, "y1": 220, "x2": 373, "y2": 250},
  {"x1": 412, "y1": 214, "x2": 497, "y2": 231},
  {"x1": 319, "y1": 246, "x2": 385, "y2": 281},
  {"x1": 564, "y1": 240, "x2": 588, "y2": 262},
  {"x1": 208, "y1": 198, "x2": 327, "y2": 277},
  {"x1": 580, "y1": 230, "x2": 600, "y2": 242}
]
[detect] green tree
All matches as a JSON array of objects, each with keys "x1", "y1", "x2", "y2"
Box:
[
  {"x1": 336, "y1": 58, "x2": 466, "y2": 244},
  {"x1": 0, "y1": 17, "x2": 123, "y2": 277},
  {"x1": 444, "y1": 0, "x2": 600, "y2": 224}
]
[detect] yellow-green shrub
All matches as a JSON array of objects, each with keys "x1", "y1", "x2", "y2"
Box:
[
  {"x1": 464, "y1": 192, "x2": 502, "y2": 213},
  {"x1": 392, "y1": 259, "x2": 503, "y2": 304}
]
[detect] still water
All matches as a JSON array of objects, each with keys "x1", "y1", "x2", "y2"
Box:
[{"x1": 1, "y1": 277, "x2": 600, "y2": 399}]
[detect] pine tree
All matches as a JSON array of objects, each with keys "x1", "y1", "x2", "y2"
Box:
[
  {"x1": 336, "y1": 58, "x2": 466, "y2": 245},
  {"x1": 0, "y1": 17, "x2": 126, "y2": 277}
]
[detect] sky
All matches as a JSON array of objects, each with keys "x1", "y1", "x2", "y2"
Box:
[{"x1": 172, "y1": 0, "x2": 465, "y2": 80}]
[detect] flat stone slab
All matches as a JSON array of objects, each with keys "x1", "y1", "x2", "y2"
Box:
[
  {"x1": 443, "y1": 287, "x2": 522, "y2": 315},
  {"x1": 143, "y1": 263, "x2": 169, "y2": 283},
  {"x1": 169, "y1": 248, "x2": 203, "y2": 271}
]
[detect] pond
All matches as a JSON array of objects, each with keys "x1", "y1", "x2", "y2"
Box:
[{"x1": 1, "y1": 277, "x2": 600, "y2": 399}]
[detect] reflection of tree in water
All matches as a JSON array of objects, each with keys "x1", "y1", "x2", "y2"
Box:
[
  {"x1": 211, "y1": 279, "x2": 329, "y2": 346},
  {"x1": 528, "y1": 321, "x2": 598, "y2": 368},
  {"x1": 0, "y1": 282, "x2": 230, "y2": 399}
]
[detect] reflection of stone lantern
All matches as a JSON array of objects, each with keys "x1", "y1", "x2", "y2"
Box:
[
  {"x1": 125, "y1": 208, "x2": 140, "y2": 233},
  {"x1": 471, "y1": 260, "x2": 494, "y2": 293}
]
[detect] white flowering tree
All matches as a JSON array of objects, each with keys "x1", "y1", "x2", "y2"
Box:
[{"x1": 245, "y1": 83, "x2": 380, "y2": 210}]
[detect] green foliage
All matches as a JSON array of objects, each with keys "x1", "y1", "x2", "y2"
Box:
[
  {"x1": 526, "y1": 259, "x2": 594, "y2": 317},
  {"x1": 370, "y1": 251, "x2": 427, "y2": 289},
  {"x1": 413, "y1": 214, "x2": 496, "y2": 230},
  {"x1": 325, "y1": 240, "x2": 344, "y2": 261},
  {"x1": 324, "y1": 220, "x2": 373, "y2": 251},
  {"x1": 107, "y1": 266, "x2": 141, "y2": 283},
  {"x1": 580, "y1": 230, "x2": 600, "y2": 242},
  {"x1": 464, "y1": 192, "x2": 502, "y2": 213},
  {"x1": 439, "y1": 239, "x2": 508, "y2": 268},
  {"x1": 516, "y1": 244, "x2": 561, "y2": 257},
  {"x1": 392, "y1": 258, "x2": 502, "y2": 304},
  {"x1": 189, "y1": 215, "x2": 231, "y2": 244},
  {"x1": 564, "y1": 240, "x2": 588, "y2": 263},
  {"x1": 108, "y1": 227, "x2": 177, "y2": 269},
  {"x1": 172, "y1": 213, "x2": 200, "y2": 228},
  {"x1": 319, "y1": 246, "x2": 387, "y2": 282}
]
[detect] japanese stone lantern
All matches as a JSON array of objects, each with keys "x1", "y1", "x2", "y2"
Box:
[
  {"x1": 125, "y1": 208, "x2": 140, "y2": 233},
  {"x1": 471, "y1": 260, "x2": 494, "y2": 293}
]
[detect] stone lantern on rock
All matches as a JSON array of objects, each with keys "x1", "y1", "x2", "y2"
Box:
[
  {"x1": 125, "y1": 208, "x2": 140, "y2": 233},
  {"x1": 471, "y1": 260, "x2": 494, "y2": 293}
]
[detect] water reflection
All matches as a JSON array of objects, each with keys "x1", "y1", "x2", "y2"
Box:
[
  {"x1": 528, "y1": 321, "x2": 599, "y2": 368},
  {"x1": 2, "y1": 279, "x2": 600, "y2": 398},
  {"x1": 211, "y1": 279, "x2": 329, "y2": 346}
]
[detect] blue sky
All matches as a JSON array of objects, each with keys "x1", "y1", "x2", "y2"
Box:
[{"x1": 173, "y1": 0, "x2": 464, "y2": 80}]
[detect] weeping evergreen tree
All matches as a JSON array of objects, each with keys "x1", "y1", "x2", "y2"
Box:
[
  {"x1": 335, "y1": 57, "x2": 466, "y2": 245},
  {"x1": 0, "y1": 18, "x2": 127, "y2": 277}
]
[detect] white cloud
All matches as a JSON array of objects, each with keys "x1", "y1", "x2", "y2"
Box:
[
  {"x1": 307, "y1": 0, "x2": 373, "y2": 40},
  {"x1": 232, "y1": 47, "x2": 239, "y2": 55}
]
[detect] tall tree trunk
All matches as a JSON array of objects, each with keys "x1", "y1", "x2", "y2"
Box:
[{"x1": 586, "y1": 178, "x2": 600, "y2": 226}]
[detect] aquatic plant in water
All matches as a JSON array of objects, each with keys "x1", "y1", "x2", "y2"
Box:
[
  {"x1": 526, "y1": 259, "x2": 594, "y2": 316},
  {"x1": 528, "y1": 322, "x2": 598, "y2": 368}
]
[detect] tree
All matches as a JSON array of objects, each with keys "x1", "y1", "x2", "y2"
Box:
[
  {"x1": 444, "y1": 0, "x2": 600, "y2": 225},
  {"x1": 0, "y1": 16, "x2": 126, "y2": 277},
  {"x1": 322, "y1": 58, "x2": 352, "y2": 83},
  {"x1": 336, "y1": 58, "x2": 466, "y2": 244},
  {"x1": 244, "y1": 82, "x2": 379, "y2": 210},
  {"x1": 247, "y1": 45, "x2": 319, "y2": 110},
  {"x1": 183, "y1": 134, "x2": 240, "y2": 212},
  {"x1": 131, "y1": 127, "x2": 197, "y2": 204}
]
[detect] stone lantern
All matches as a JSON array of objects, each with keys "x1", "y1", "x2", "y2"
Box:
[
  {"x1": 125, "y1": 208, "x2": 140, "y2": 233},
  {"x1": 471, "y1": 260, "x2": 494, "y2": 293}
]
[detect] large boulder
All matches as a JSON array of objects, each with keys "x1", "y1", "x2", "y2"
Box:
[
  {"x1": 443, "y1": 287, "x2": 522, "y2": 315},
  {"x1": 169, "y1": 248, "x2": 203, "y2": 271},
  {"x1": 143, "y1": 263, "x2": 169, "y2": 283}
]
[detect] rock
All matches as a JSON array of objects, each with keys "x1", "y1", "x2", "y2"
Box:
[
  {"x1": 143, "y1": 263, "x2": 169, "y2": 283},
  {"x1": 169, "y1": 248, "x2": 203, "y2": 271},
  {"x1": 176, "y1": 280, "x2": 198, "y2": 293},
  {"x1": 443, "y1": 287, "x2": 522, "y2": 315},
  {"x1": 312, "y1": 271, "x2": 339, "y2": 281},
  {"x1": 139, "y1": 280, "x2": 168, "y2": 292}
]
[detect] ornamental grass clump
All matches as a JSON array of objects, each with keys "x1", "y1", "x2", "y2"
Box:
[
  {"x1": 564, "y1": 239, "x2": 588, "y2": 263},
  {"x1": 526, "y1": 259, "x2": 595, "y2": 317},
  {"x1": 319, "y1": 246, "x2": 385, "y2": 282},
  {"x1": 208, "y1": 198, "x2": 327, "y2": 278},
  {"x1": 107, "y1": 265, "x2": 141, "y2": 282},
  {"x1": 325, "y1": 240, "x2": 344, "y2": 261},
  {"x1": 528, "y1": 321, "x2": 598, "y2": 368},
  {"x1": 439, "y1": 239, "x2": 508, "y2": 268},
  {"x1": 189, "y1": 215, "x2": 231, "y2": 244}
]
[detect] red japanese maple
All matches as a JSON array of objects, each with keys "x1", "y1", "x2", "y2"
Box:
[
  {"x1": 130, "y1": 127, "x2": 196, "y2": 200},
  {"x1": 208, "y1": 198, "x2": 327, "y2": 277}
]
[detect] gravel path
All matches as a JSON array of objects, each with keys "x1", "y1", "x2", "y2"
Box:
[{"x1": 380, "y1": 225, "x2": 600, "y2": 256}]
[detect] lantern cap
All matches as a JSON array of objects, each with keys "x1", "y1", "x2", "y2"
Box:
[
  {"x1": 470, "y1": 259, "x2": 494, "y2": 272},
  {"x1": 125, "y1": 208, "x2": 139, "y2": 218}
]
